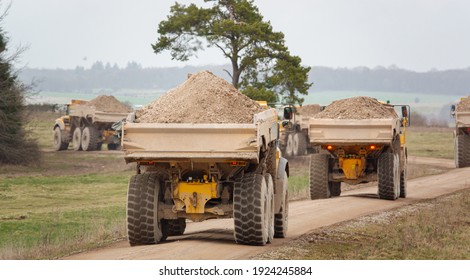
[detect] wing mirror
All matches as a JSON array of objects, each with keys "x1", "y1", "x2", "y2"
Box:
[
  {"x1": 401, "y1": 106, "x2": 408, "y2": 118},
  {"x1": 283, "y1": 107, "x2": 294, "y2": 120},
  {"x1": 450, "y1": 105, "x2": 456, "y2": 117}
]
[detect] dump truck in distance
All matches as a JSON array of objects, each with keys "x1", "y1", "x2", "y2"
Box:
[
  {"x1": 122, "y1": 108, "x2": 289, "y2": 246},
  {"x1": 451, "y1": 96, "x2": 470, "y2": 168},
  {"x1": 308, "y1": 97, "x2": 410, "y2": 200},
  {"x1": 53, "y1": 97, "x2": 130, "y2": 151},
  {"x1": 279, "y1": 104, "x2": 322, "y2": 157}
]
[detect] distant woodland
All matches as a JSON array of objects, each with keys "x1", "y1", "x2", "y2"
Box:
[{"x1": 18, "y1": 62, "x2": 470, "y2": 95}]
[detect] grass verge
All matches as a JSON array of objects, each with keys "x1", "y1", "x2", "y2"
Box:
[
  {"x1": 0, "y1": 172, "x2": 130, "y2": 259},
  {"x1": 254, "y1": 188, "x2": 470, "y2": 260},
  {"x1": 406, "y1": 127, "x2": 454, "y2": 159}
]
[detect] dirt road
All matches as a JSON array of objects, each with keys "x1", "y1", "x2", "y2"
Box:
[{"x1": 66, "y1": 158, "x2": 469, "y2": 260}]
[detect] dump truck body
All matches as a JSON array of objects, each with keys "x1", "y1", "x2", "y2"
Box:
[
  {"x1": 53, "y1": 100, "x2": 128, "y2": 151},
  {"x1": 309, "y1": 118, "x2": 400, "y2": 145},
  {"x1": 122, "y1": 108, "x2": 289, "y2": 246},
  {"x1": 279, "y1": 104, "x2": 322, "y2": 157},
  {"x1": 454, "y1": 111, "x2": 470, "y2": 129},
  {"x1": 451, "y1": 97, "x2": 470, "y2": 168},
  {"x1": 308, "y1": 104, "x2": 409, "y2": 201},
  {"x1": 123, "y1": 109, "x2": 278, "y2": 163}
]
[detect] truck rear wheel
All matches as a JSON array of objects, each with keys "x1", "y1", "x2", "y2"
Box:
[
  {"x1": 399, "y1": 168, "x2": 407, "y2": 198},
  {"x1": 309, "y1": 154, "x2": 330, "y2": 199},
  {"x1": 329, "y1": 181, "x2": 341, "y2": 197},
  {"x1": 455, "y1": 134, "x2": 470, "y2": 168},
  {"x1": 233, "y1": 173, "x2": 270, "y2": 245},
  {"x1": 127, "y1": 173, "x2": 168, "y2": 245},
  {"x1": 53, "y1": 127, "x2": 69, "y2": 151},
  {"x1": 378, "y1": 152, "x2": 400, "y2": 200},
  {"x1": 274, "y1": 171, "x2": 289, "y2": 238},
  {"x1": 293, "y1": 133, "x2": 307, "y2": 156},
  {"x1": 72, "y1": 128, "x2": 82, "y2": 151},
  {"x1": 167, "y1": 218, "x2": 186, "y2": 236},
  {"x1": 82, "y1": 126, "x2": 100, "y2": 151}
]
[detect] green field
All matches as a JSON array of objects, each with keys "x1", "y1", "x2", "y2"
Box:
[
  {"x1": 406, "y1": 127, "x2": 454, "y2": 159},
  {"x1": 28, "y1": 90, "x2": 164, "y2": 108}
]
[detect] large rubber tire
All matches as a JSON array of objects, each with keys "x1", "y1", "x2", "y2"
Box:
[
  {"x1": 378, "y1": 152, "x2": 400, "y2": 200},
  {"x1": 399, "y1": 169, "x2": 407, "y2": 198},
  {"x1": 329, "y1": 181, "x2": 341, "y2": 197},
  {"x1": 72, "y1": 127, "x2": 82, "y2": 151},
  {"x1": 127, "y1": 173, "x2": 168, "y2": 245},
  {"x1": 293, "y1": 133, "x2": 307, "y2": 156},
  {"x1": 309, "y1": 154, "x2": 330, "y2": 200},
  {"x1": 285, "y1": 134, "x2": 294, "y2": 157},
  {"x1": 265, "y1": 174, "x2": 275, "y2": 243},
  {"x1": 81, "y1": 126, "x2": 100, "y2": 151},
  {"x1": 455, "y1": 134, "x2": 470, "y2": 168},
  {"x1": 274, "y1": 171, "x2": 289, "y2": 238},
  {"x1": 167, "y1": 218, "x2": 186, "y2": 236},
  {"x1": 53, "y1": 127, "x2": 69, "y2": 151},
  {"x1": 107, "y1": 143, "x2": 120, "y2": 150},
  {"x1": 233, "y1": 173, "x2": 269, "y2": 246}
]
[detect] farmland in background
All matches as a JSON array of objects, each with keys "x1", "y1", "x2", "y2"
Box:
[{"x1": 28, "y1": 90, "x2": 460, "y2": 125}]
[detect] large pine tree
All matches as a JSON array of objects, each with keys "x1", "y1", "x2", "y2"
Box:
[
  {"x1": 153, "y1": 0, "x2": 311, "y2": 105},
  {"x1": 0, "y1": 14, "x2": 40, "y2": 165}
]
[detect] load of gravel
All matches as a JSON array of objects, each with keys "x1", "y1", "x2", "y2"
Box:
[
  {"x1": 456, "y1": 96, "x2": 470, "y2": 112},
  {"x1": 87, "y1": 95, "x2": 132, "y2": 113},
  {"x1": 135, "y1": 71, "x2": 264, "y2": 123},
  {"x1": 314, "y1": 96, "x2": 397, "y2": 119},
  {"x1": 296, "y1": 104, "x2": 321, "y2": 117}
]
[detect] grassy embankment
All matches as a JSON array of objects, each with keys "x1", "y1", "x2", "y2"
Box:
[
  {"x1": 255, "y1": 189, "x2": 470, "y2": 259},
  {"x1": 0, "y1": 111, "x2": 457, "y2": 259}
]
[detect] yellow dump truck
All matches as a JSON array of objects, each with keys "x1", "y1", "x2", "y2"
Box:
[
  {"x1": 279, "y1": 104, "x2": 322, "y2": 157},
  {"x1": 53, "y1": 100, "x2": 128, "y2": 151},
  {"x1": 121, "y1": 108, "x2": 289, "y2": 246},
  {"x1": 308, "y1": 105, "x2": 410, "y2": 200},
  {"x1": 451, "y1": 98, "x2": 470, "y2": 168}
]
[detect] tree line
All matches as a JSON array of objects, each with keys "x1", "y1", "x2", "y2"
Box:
[{"x1": 19, "y1": 63, "x2": 470, "y2": 96}]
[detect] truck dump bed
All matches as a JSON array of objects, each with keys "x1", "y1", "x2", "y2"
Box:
[
  {"x1": 122, "y1": 109, "x2": 278, "y2": 163},
  {"x1": 70, "y1": 105, "x2": 129, "y2": 123},
  {"x1": 309, "y1": 118, "x2": 399, "y2": 145},
  {"x1": 455, "y1": 112, "x2": 470, "y2": 128}
]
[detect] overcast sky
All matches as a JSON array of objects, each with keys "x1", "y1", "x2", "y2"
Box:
[{"x1": 3, "y1": 0, "x2": 470, "y2": 71}]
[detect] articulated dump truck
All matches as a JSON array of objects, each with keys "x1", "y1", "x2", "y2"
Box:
[
  {"x1": 308, "y1": 98, "x2": 410, "y2": 201},
  {"x1": 451, "y1": 96, "x2": 470, "y2": 168},
  {"x1": 279, "y1": 104, "x2": 323, "y2": 157},
  {"x1": 53, "y1": 98, "x2": 129, "y2": 151},
  {"x1": 121, "y1": 108, "x2": 289, "y2": 246}
]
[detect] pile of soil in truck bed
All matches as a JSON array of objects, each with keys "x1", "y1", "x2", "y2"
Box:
[
  {"x1": 135, "y1": 71, "x2": 264, "y2": 123},
  {"x1": 456, "y1": 96, "x2": 470, "y2": 112},
  {"x1": 314, "y1": 96, "x2": 397, "y2": 119},
  {"x1": 87, "y1": 95, "x2": 132, "y2": 113},
  {"x1": 297, "y1": 104, "x2": 321, "y2": 117}
]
